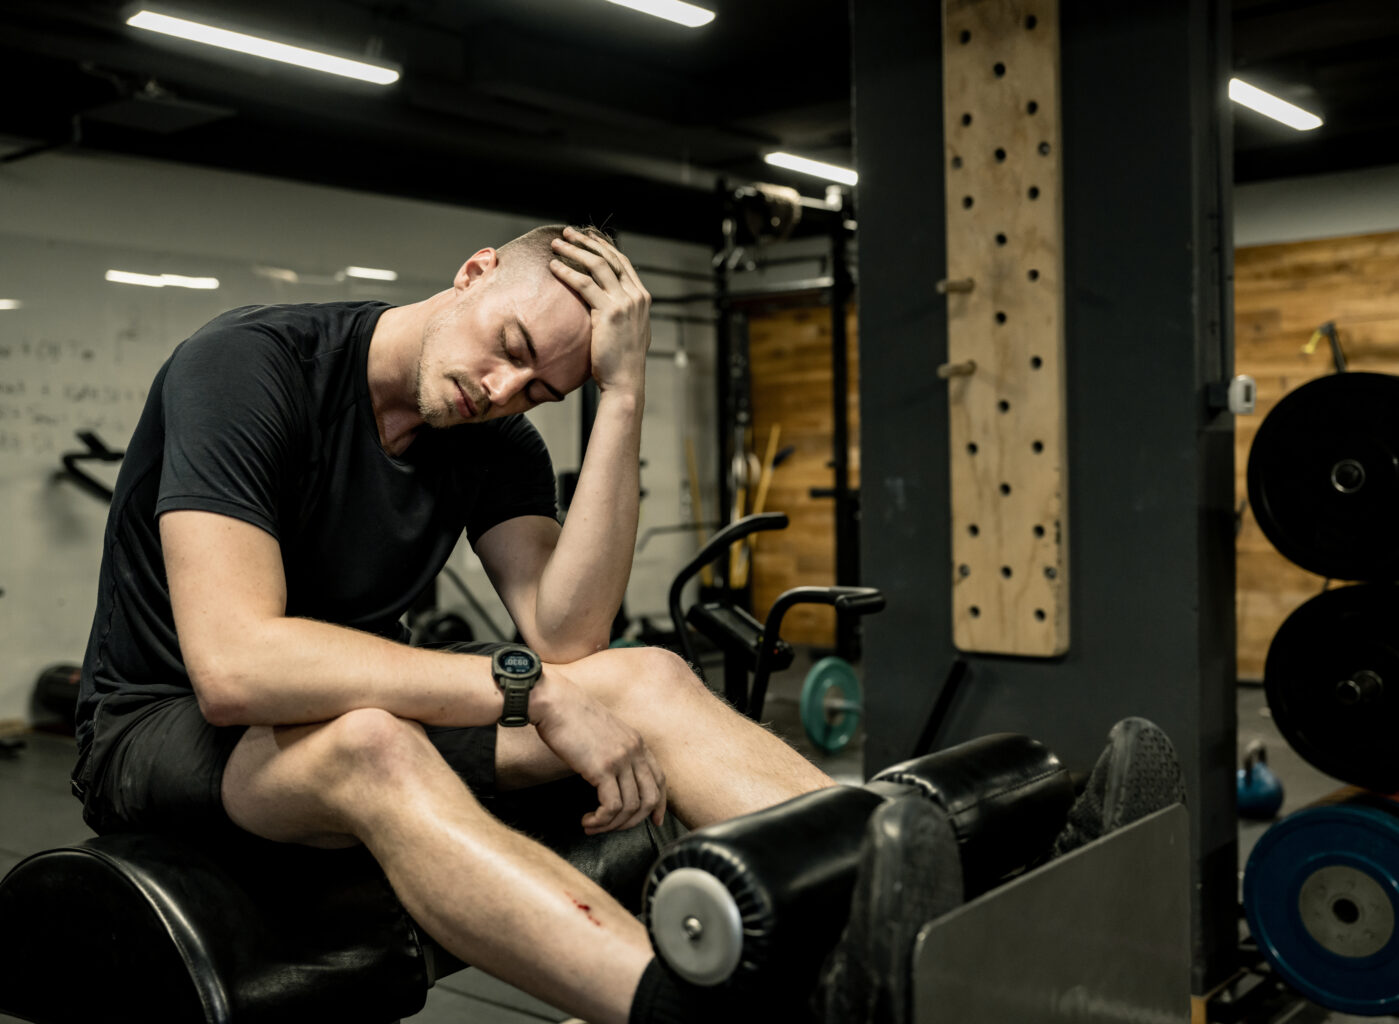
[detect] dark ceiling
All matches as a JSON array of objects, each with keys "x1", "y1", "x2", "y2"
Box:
[{"x1": 1, "y1": 1, "x2": 1396, "y2": 244}]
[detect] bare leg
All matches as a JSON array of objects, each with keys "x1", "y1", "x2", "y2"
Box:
[
  {"x1": 498, "y1": 646, "x2": 835, "y2": 826},
  {"x1": 222, "y1": 708, "x2": 651, "y2": 1024}
]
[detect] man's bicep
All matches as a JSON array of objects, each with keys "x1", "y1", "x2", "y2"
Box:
[
  {"x1": 473, "y1": 515, "x2": 561, "y2": 641},
  {"x1": 160, "y1": 509, "x2": 287, "y2": 686}
]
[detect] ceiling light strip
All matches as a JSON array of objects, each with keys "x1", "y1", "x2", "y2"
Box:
[
  {"x1": 1229, "y1": 78, "x2": 1322, "y2": 131},
  {"x1": 600, "y1": 0, "x2": 715, "y2": 28},
  {"x1": 106, "y1": 270, "x2": 220, "y2": 290},
  {"x1": 764, "y1": 152, "x2": 858, "y2": 187},
  {"x1": 127, "y1": 11, "x2": 400, "y2": 85}
]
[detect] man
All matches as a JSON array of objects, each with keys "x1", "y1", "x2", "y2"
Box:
[{"x1": 72, "y1": 225, "x2": 834, "y2": 1024}]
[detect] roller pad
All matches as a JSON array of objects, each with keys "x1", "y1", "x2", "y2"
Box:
[
  {"x1": 644, "y1": 785, "x2": 889, "y2": 991},
  {"x1": 871, "y1": 733, "x2": 1074, "y2": 897},
  {"x1": 815, "y1": 797, "x2": 963, "y2": 1024}
]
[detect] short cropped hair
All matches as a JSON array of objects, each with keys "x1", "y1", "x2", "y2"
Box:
[{"x1": 494, "y1": 224, "x2": 616, "y2": 288}]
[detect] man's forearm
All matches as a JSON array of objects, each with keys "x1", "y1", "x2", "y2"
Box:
[
  {"x1": 533, "y1": 388, "x2": 643, "y2": 657},
  {"x1": 192, "y1": 615, "x2": 506, "y2": 728}
]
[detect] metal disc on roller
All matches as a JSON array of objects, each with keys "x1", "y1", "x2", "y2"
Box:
[
  {"x1": 1247, "y1": 372, "x2": 1399, "y2": 581},
  {"x1": 1243, "y1": 792, "x2": 1399, "y2": 1016},
  {"x1": 1264, "y1": 583, "x2": 1399, "y2": 793},
  {"x1": 648, "y1": 868, "x2": 744, "y2": 986}
]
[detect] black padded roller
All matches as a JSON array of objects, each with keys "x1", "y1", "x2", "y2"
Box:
[
  {"x1": 872, "y1": 732, "x2": 1074, "y2": 897},
  {"x1": 643, "y1": 784, "x2": 890, "y2": 989}
]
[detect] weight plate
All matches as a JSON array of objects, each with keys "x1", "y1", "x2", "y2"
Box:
[
  {"x1": 800, "y1": 656, "x2": 862, "y2": 753},
  {"x1": 1247, "y1": 372, "x2": 1399, "y2": 581},
  {"x1": 1264, "y1": 584, "x2": 1399, "y2": 792},
  {"x1": 1243, "y1": 793, "x2": 1399, "y2": 1015}
]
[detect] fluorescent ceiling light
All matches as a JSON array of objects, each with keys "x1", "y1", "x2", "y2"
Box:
[
  {"x1": 0, "y1": 299, "x2": 21, "y2": 310},
  {"x1": 127, "y1": 11, "x2": 400, "y2": 85},
  {"x1": 601, "y1": 0, "x2": 715, "y2": 28},
  {"x1": 1229, "y1": 78, "x2": 1322, "y2": 131},
  {"x1": 106, "y1": 269, "x2": 220, "y2": 290},
  {"x1": 344, "y1": 265, "x2": 399, "y2": 281},
  {"x1": 764, "y1": 152, "x2": 859, "y2": 187}
]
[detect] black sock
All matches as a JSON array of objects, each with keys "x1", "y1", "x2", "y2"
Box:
[
  {"x1": 628, "y1": 957, "x2": 698, "y2": 1024},
  {"x1": 629, "y1": 957, "x2": 791, "y2": 1024}
]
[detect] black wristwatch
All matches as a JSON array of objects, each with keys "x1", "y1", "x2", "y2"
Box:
[{"x1": 491, "y1": 645, "x2": 542, "y2": 727}]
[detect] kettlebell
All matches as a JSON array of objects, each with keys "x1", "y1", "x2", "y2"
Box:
[{"x1": 1237, "y1": 740, "x2": 1284, "y2": 820}]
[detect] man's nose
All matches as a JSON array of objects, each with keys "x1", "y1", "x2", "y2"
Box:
[{"x1": 484, "y1": 365, "x2": 532, "y2": 406}]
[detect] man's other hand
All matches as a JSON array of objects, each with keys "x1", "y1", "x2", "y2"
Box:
[
  {"x1": 548, "y1": 227, "x2": 651, "y2": 398},
  {"x1": 530, "y1": 665, "x2": 668, "y2": 834}
]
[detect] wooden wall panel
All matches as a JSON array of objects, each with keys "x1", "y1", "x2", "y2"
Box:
[
  {"x1": 1233, "y1": 228, "x2": 1399, "y2": 679},
  {"x1": 746, "y1": 304, "x2": 860, "y2": 646}
]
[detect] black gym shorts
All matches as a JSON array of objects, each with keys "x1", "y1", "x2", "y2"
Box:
[{"x1": 72, "y1": 640, "x2": 511, "y2": 839}]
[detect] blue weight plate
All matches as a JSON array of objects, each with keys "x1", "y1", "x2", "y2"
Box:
[
  {"x1": 800, "y1": 656, "x2": 862, "y2": 753},
  {"x1": 1243, "y1": 793, "x2": 1399, "y2": 1016}
]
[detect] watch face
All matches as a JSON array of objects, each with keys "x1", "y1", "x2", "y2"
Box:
[{"x1": 499, "y1": 650, "x2": 536, "y2": 675}]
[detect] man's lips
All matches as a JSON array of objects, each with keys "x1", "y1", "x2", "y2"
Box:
[{"x1": 454, "y1": 381, "x2": 477, "y2": 419}]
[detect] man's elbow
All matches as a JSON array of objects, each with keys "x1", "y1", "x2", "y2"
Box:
[
  {"x1": 531, "y1": 631, "x2": 610, "y2": 666},
  {"x1": 187, "y1": 653, "x2": 255, "y2": 727}
]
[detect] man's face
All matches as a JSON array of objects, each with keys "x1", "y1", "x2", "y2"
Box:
[{"x1": 417, "y1": 259, "x2": 592, "y2": 427}]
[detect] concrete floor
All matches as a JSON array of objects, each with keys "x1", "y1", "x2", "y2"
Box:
[{"x1": 0, "y1": 658, "x2": 1385, "y2": 1023}]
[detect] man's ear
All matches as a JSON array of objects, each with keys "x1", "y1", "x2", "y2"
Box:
[{"x1": 453, "y1": 248, "x2": 498, "y2": 291}]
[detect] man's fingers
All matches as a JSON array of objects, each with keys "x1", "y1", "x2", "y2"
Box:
[
  {"x1": 583, "y1": 775, "x2": 623, "y2": 832},
  {"x1": 553, "y1": 232, "x2": 623, "y2": 284}
]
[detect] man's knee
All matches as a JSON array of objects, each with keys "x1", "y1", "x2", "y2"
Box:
[
  {"x1": 319, "y1": 707, "x2": 433, "y2": 779},
  {"x1": 593, "y1": 646, "x2": 715, "y2": 711}
]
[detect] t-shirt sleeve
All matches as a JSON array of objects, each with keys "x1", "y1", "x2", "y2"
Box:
[
  {"x1": 155, "y1": 323, "x2": 306, "y2": 540},
  {"x1": 465, "y1": 414, "x2": 558, "y2": 546}
]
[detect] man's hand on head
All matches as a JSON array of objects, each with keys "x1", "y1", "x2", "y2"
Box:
[{"x1": 548, "y1": 227, "x2": 651, "y2": 399}]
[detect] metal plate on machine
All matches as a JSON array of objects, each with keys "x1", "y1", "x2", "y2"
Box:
[
  {"x1": 1247, "y1": 372, "x2": 1399, "y2": 581},
  {"x1": 912, "y1": 805, "x2": 1190, "y2": 1023},
  {"x1": 1263, "y1": 583, "x2": 1399, "y2": 793},
  {"x1": 942, "y1": 0, "x2": 1069, "y2": 656}
]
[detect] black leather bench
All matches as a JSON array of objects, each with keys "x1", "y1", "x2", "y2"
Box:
[{"x1": 0, "y1": 776, "x2": 682, "y2": 1024}]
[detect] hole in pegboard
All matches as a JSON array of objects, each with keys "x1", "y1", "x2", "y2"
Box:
[
  {"x1": 995, "y1": 232, "x2": 1008, "y2": 245},
  {"x1": 995, "y1": 311, "x2": 1007, "y2": 324},
  {"x1": 1038, "y1": 141, "x2": 1051, "y2": 156},
  {"x1": 1026, "y1": 14, "x2": 1038, "y2": 29},
  {"x1": 959, "y1": 564, "x2": 971, "y2": 577},
  {"x1": 1030, "y1": 355, "x2": 1043, "y2": 369},
  {"x1": 968, "y1": 524, "x2": 980, "y2": 536},
  {"x1": 1000, "y1": 482, "x2": 1012, "y2": 496},
  {"x1": 998, "y1": 400, "x2": 1010, "y2": 413},
  {"x1": 970, "y1": 605, "x2": 981, "y2": 618},
  {"x1": 1032, "y1": 440, "x2": 1044, "y2": 453},
  {"x1": 959, "y1": 29, "x2": 971, "y2": 43},
  {"x1": 1028, "y1": 186, "x2": 1040, "y2": 200},
  {"x1": 1028, "y1": 268, "x2": 1040, "y2": 281},
  {"x1": 1033, "y1": 524, "x2": 1046, "y2": 537},
  {"x1": 961, "y1": 112, "x2": 973, "y2": 126},
  {"x1": 1027, "y1": 100, "x2": 1039, "y2": 115},
  {"x1": 994, "y1": 147, "x2": 1007, "y2": 162},
  {"x1": 967, "y1": 442, "x2": 978, "y2": 455},
  {"x1": 993, "y1": 62, "x2": 1006, "y2": 77},
  {"x1": 952, "y1": 155, "x2": 963, "y2": 170},
  {"x1": 962, "y1": 195, "x2": 974, "y2": 209},
  {"x1": 1034, "y1": 608, "x2": 1047, "y2": 621},
  {"x1": 1001, "y1": 566, "x2": 1013, "y2": 579},
  {"x1": 1044, "y1": 566, "x2": 1058, "y2": 579}
]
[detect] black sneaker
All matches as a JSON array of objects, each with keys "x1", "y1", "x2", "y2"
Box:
[
  {"x1": 814, "y1": 796, "x2": 963, "y2": 1024},
  {"x1": 1051, "y1": 717, "x2": 1186, "y2": 857}
]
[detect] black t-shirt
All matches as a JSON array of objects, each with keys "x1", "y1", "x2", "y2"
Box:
[{"x1": 74, "y1": 300, "x2": 557, "y2": 753}]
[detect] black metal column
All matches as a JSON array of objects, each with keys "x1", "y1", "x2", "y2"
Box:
[
  {"x1": 852, "y1": 0, "x2": 1237, "y2": 992},
  {"x1": 829, "y1": 205, "x2": 861, "y2": 659}
]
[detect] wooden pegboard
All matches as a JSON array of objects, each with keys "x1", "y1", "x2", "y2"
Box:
[{"x1": 942, "y1": 0, "x2": 1068, "y2": 656}]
